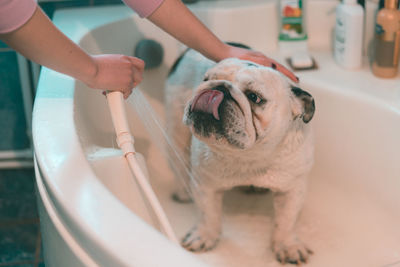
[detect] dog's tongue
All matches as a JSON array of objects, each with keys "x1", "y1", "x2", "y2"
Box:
[{"x1": 191, "y1": 89, "x2": 224, "y2": 120}]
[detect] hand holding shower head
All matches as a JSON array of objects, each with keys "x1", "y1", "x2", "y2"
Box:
[{"x1": 106, "y1": 90, "x2": 178, "y2": 243}]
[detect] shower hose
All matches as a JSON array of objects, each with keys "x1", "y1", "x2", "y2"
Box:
[{"x1": 106, "y1": 91, "x2": 178, "y2": 244}]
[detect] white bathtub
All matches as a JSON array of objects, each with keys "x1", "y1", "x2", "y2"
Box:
[{"x1": 33, "y1": 1, "x2": 400, "y2": 267}]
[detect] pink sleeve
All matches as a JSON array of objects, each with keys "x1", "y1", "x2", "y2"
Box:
[
  {"x1": 122, "y1": 0, "x2": 164, "y2": 18},
  {"x1": 0, "y1": 0, "x2": 37, "y2": 34}
]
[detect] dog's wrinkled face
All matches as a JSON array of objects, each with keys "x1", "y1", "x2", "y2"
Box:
[{"x1": 183, "y1": 58, "x2": 314, "y2": 150}]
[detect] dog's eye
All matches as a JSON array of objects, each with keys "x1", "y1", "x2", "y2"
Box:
[
  {"x1": 203, "y1": 76, "x2": 209, "y2": 81},
  {"x1": 246, "y1": 92, "x2": 263, "y2": 104}
]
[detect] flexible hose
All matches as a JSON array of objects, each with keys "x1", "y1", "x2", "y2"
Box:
[{"x1": 106, "y1": 91, "x2": 178, "y2": 244}]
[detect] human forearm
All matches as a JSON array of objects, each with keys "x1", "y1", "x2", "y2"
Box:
[
  {"x1": 0, "y1": 6, "x2": 145, "y2": 97},
  {"x1": 0, "y1": 7, "x2": 97, "y2": 83},
  {"x1": 147, "y1": 0, "x2": 229, "y2": 62}
]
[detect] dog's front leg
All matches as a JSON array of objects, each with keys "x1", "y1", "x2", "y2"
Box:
[
  {"x1": 181, "y1": 189, "x2": 223, "y2": 252},
  {"x1": 272, "y1": 179, "x2": 313, "y2": 264}
]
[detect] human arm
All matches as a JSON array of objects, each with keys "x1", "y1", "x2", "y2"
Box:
[
  {"x1": 0, "y1": 5, "x2": 144, "y2": 98},
  {"x1": 145, "y1": 0, "x2": 298, "y2": 83}
]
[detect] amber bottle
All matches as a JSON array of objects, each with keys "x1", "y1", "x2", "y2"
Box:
[{"x1": 371, "y1": 0, "x2": 400, "y2": 78}]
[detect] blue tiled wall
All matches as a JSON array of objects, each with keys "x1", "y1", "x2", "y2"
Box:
[{"x1": 0, "y1": 46, "x2": 30, "y2": 151}]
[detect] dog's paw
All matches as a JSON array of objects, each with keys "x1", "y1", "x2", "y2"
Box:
[
  {"x1": 181, "y1": 226, "x2": 219, "y2": 252},
  {"x1": 273, "y1": 239, "x2": 313, "y2": 265}
]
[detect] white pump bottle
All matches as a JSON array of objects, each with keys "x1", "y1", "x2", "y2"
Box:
[{"x1": 334, "y1": 0, "x2": 364, "y2": 69}]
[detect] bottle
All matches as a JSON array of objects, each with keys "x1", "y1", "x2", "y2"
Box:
[
  {"x1": 371, "y1": 0, "x2": 400, "y2": 78},
  {"x1": 278, "y1": 0, "x2": 308, "y2": 56},
  {"x1": 334, "y1": 0, "x2": 365, "y2": 70}
]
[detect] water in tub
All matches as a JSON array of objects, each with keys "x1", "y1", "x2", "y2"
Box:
[{"x1": 111, "y1": 66, "x2": 400, "y2": 267}]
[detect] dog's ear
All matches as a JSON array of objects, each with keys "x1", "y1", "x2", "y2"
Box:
[{"x1": 291, "y1": 87, "x2": 315, "y2": 123}]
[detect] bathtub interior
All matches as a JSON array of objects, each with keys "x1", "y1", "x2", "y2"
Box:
[{"x1": 71, "y1": 9, "x2": 400, "y2": 267}]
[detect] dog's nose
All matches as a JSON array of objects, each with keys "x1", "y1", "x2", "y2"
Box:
[
  {"x1": 212, "y1": 84, "x2": 229, "y2": 96},
  {"x1": 213, "y1": 84, "x2": 232, "y2": 99}
]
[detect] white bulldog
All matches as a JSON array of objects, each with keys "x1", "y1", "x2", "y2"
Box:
[{"x1": 165, "y1": 48, "x2": 315, "y2": 264}]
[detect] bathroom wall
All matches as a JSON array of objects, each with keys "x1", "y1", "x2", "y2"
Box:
[
  {"x1": 0, "y1": 43, "x2": 30, "y2": 151},
  {"x1": 0, "y1": 41, "x2": 32, "y2": 168}
]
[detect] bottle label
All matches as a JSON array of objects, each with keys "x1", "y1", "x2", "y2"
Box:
[
  {"x1": 334, "y1": 15, "x2": 346, "y2": 61},
  {"x1": 375, "y1": 40, "x2": 396, "y2": 67},
  {"x1": 374, "y1": 24, "x2": 397, "y2": 67},
  {"x1": 279, "y1": 0, "x2": 307, "y2": 41}
]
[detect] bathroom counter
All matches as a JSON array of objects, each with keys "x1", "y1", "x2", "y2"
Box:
[{"x1": 277, "y1": 49, "x2": 400, "y2": 113}]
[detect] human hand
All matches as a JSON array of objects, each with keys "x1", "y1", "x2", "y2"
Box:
[
  {"x1": 223, "y1": 44, "x2": 299, "y2": 83},
  {"x1": 83, "y1": 54, "x2": 145, "y2": 99}
]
